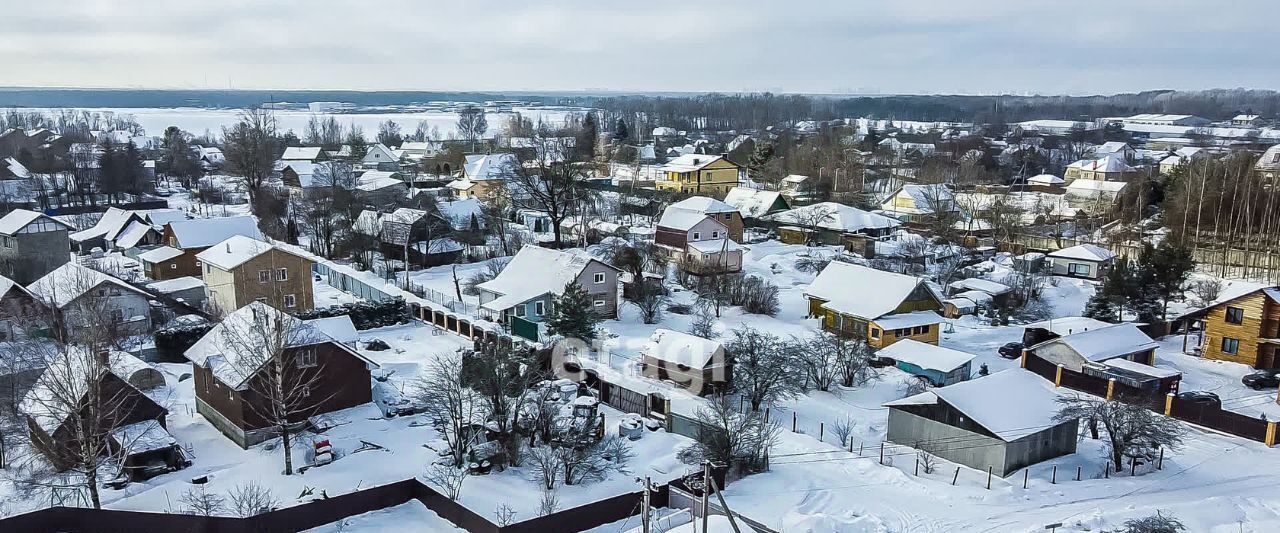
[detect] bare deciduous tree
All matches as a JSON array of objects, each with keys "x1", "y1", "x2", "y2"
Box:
[
  {"x1": 1055, "y1": 395, "x2": 1184, "y2": 472},
  {"x1": 227, "y1": 480, "x2": 280, "y2": 517},
  {"x1": 413, "y1": 354, "x2": 482, "y2": 468},
  {"x1": 727, "y1": 327, "x2": 803, "y2": 411},
  {"x1": 222, "y1": 108, "x2": 280, "y2": 208},
  {"x1": 680, "y1": 395, "x2": 779, "y2": 476},
  {"x1": 501, "y1": 135, "x2": 597, "y2": 248},
  {"x1": 424, "y1": 461, "x2": 468, "y2": 500}
]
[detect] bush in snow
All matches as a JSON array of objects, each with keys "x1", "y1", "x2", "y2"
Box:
[
  {"x1": 424, "y1": 462, "x2": 469, "y2": 500},
  {"x1": 463, "y1": 258, "x2": 510, "y2": 296},
  {"x1": 680, "y1": 395, "x2": 779, "y2": 477},
  {"x1": 1115, "y1": 512, "x2": 1185, "y2": 533},
  {"x1": 538, "y1": 487, "x2": 560, "y2": 516},
  {"x1": 295, "y1": 297, "x2": 410, "y2": 330},
  {"x1": 227, "y1": 481, "x2": 279, "y2": 517},
  {"x1": 687, "y1": 302, "x2": 718, "y2": 339},
  {"x1": 175, "y1": 486, "x2": 226, "y2": 516}
]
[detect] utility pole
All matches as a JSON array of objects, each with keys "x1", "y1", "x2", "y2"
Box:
[
  {"x1": 642, "y1": 476, "x2": 652, "y2": 533},
  {"x1": 708, "y1": 470, "x2": 742, "y2": 533},
  {"x1": 701, "y1": 462, "x2": 711, "y2": 533}
]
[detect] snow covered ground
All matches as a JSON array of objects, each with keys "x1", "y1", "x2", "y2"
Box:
[{"x1": 304, "y1": 500, "x2": 465, "y2": 532}]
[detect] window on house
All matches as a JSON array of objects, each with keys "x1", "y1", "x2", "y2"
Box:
[
  {"x1": 711, "y1": 231, "x2": 719, "y2": 239},
  {"x1": 515, "y1": 305, "x2": 526, "y2": 318},
  {"x1": 170, "y1": 263, "x2": 177, "y2": 269},
  {"x1": 284, "y1": 294, "x2": 296, "y2": 308},
  {"x1": 1068, "y1": 263, "x2": 1091, "y2": 276},
  {"x1": 301, "y1": 385, "x2": 311, "y2": 398},
  {"x1": 1225, "y1": 307, "x2": 1245, "y2": 324},
  {"x1": 723, "y1": 213, "x2": 731, "y2": 220},
  {"x1": 195, "y1": 260, "x2": 202, "y2": 267},
  {"x1": 259, "y1": 270, "x2": 270, "y2": 283},
  {"x1": 255, "y1": 297, "x2": 267, "y2": 303},
  {"x1": 692, "y1": 232, "x2": 701, "y2": 240},
  {"x1": 535, "y1": 301, "x2": 545, "y2": 315},
  {"x1": 594, "y1": 300, "x2": 606, "y2": 307},
  {"x1": 870, "y1": 328, "x2": 881, "y2": 339},
  {"x1": 297, "y1": 349, "x2": 318, "y2": 368},
  {"x1": 206, "y1": 264, "x2": 212, "y2": 274},
  {"x1": 276, "y1": 268, "x2": 288, "y2": 281},
  {"x1": 594, "y1": 272, "x2": 605, "y2": 284},
  {"x1": 1221, "y1": 337, "x2": 1240, "y2": 354}
]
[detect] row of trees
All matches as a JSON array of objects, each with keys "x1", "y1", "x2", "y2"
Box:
[{"x1": 1083, "y1": 241, "x2": 1195, "y2": 323}]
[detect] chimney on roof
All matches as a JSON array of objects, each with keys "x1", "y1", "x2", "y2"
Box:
[{"x1": 226, "y1": 242, "x2": 231, "y2": 253}]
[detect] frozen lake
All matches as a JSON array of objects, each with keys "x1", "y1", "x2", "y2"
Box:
[{"x1": 20, "y1": 106, "x2": 586, "y2": 141}]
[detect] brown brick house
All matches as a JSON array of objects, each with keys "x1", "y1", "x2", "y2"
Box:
[
  {"x1": 184, "y1": 303, "x2": 374, "y2": 447},
  {"x1": 1179, "y1": 287, "x2": 1280, "y2": 368},
  {"x1": 146, "y1": 216, "x2": 261, "y2": 279},
  {"x1": 196, "y1": 235, "x2": 315, "y2": 316}
]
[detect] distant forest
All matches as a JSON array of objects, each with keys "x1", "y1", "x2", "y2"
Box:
[
  {"x1": 586, "y1": 89, "x2": 1280, "y2": 131},
  {"x1": 2, "y1": 87, "x2": 1278, "y2": 132}
]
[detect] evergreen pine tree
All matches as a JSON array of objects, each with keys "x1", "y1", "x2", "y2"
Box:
[
  {"x1": 614, "y1": 118, "x2": 629, "y2": 141},
  {"x1": 748, "y1": 142, "x2": 774, "y2": 176},
  {"x1": 580, "y1": 112, "x2": 598, "y2": 160},
  {"x1": 1083, "y1": 290, "x2": 1119, "y2": 322},
  {"x1": 546, "y1": 281, "x2": 601, "y2": 342}
]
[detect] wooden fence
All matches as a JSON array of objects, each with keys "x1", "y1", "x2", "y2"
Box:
[
  {"x1": 0, "y1": 476, "x2": 669, "y2": 533},
  {"x1": 1008, "y1": 233, "x2": 1280, "y2": 283},
  {"x1": 1023, "y1": 352, "x2": 1277, "y2": 446}
]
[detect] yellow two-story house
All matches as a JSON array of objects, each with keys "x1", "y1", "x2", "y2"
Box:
[
  {"x1": 656, "y1": 154, "x2": 742, "y2": 196},
  {"x1": 804, "y1": 262, "x2": 944, "y2": 349},
  {"x1": 1179, "y1": 287, "x2": 1280, "y2": 368}
]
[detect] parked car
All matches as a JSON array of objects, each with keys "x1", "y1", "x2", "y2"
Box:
[
  {"x1": 998, "y1": 342, "x2": 1024, "y2": 359},
  {"x1": 1242, "y1": 370, "x2": 1280, "y2": 390},
  {"x1": 1176, "y1": 391, "x2": 1221, "y2": 407}
]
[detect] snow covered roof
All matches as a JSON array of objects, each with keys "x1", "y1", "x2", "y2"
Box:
[
  {"x1": 112, "y1": 421, "x2": 177, "y2": 454},
  {"x1": 687, "y1": 239, "x2": 742, "y2": 254},
  {"x1": 643, "y1": 329, "x2": 724, "y2": 370},
  {"x1": 303, "y1": 315, "x2": 358, "y2": 346},
  {"x1": 113, "y1": 220, "x2": 154, "y2": 249},
  {"x1": 281, "y1": 146, "x2": 323, "y2": 161},
  {"x1": 806, "y1": 262, "x2": 931, "y2": 320},
  {"x1": 28, "y1": 263, "x2": 147, "y2": 309},
  {"x1": 882, "y1": 184, "x2": 957, "y2": 215},
  {"x1": 20, "y1": 347, "x2": 159, "y2": 434},
  {"x1": 763, "y1": 202, "x2": 900, "y2": 234},
  {"x1": 669, "y1": 196, "x2": 738, "y2": 215},
  {"x1": 1095, "y1": 142, "x2": 1131, "y2": 154},
  {"x1": 463, "y1": 153, "x2": 517, "y2": 181},
  {"x1": 948, "y1": 278, "x2": 1011, "y2": 296},
  {"x1": 1064, "y1": 179, "x2": 1127, "y2": 194},
  {"x1": 68, "y1": 207, "x2": 138, "y2": 243},
  {"x1": 781, "y1": 174, "x2": 809, "y2": 184},
  {"x1": 1024, "y1": 316, "x2": 1113, "y2": 337},
  {"x1": 885, "y1": 369, "x2": 1068, "y2": 442},
  {"x1": 658, "y1": 206, "x2": 718, "y2": 231},
  {"x1": 877, "y1": 339, "x2": 975, "y2": 373},
  {"x1": 1033, "y1": 323, "x2": 1158, "y2": 362},
  {"x1": 1027, "y1": 174, "x2": 1064, "y2": 185},
  {"x1": 138, "y1": 246, "x2": 183, "y2": 263},
  {"x1": 353, "y1": 210, "x2": 382, "y2": 236},
  {"x1": 722, "y1": 187, "x2": 785, "y2": 218},
  {"x1": 659, "y1": 154, "x2": 727, "y2": 172},
  {"x1": 411, "y1": 238, "x2": 465, "y2": 255},
  {"x1": 167, "y1": 216, "x2": 261, "y2": 249},
  {"x1": 477, "y1": 246, "x2": 616, "y2": 311},
  {"x1": 146, "y1": 276, "x2": 205, "y2": 294},
  {"x1": 652, "y1": 126, "x2": 679, "y2": 137},
  {"x1": 873, "y1": 310, "x2": 943, "y2": 329},
  {"x1": 1048, "y1": 243, "x2": 1116, "y2": 262},
  {"x1": 0, "y1": 209, "x2": 72, "y2": 236},
  {"x1": 185, "y1": 302, "x2": 354, "y2": 388},
  {"x1": 195, "y1": 235, "x2": 277, "y2": 270},
  {"x1": 355, "y1": 171, "x2": 405, "y2": 192},
  {"x1": 3, "y1": 157, "x2": 31, "y2": 179},
  {"x1": 1066, "y1": 155, "x2": 1135, "y2": 173},
  {"x1": 1101, "y1": 358, "x2": 1181, "y2": 379}
]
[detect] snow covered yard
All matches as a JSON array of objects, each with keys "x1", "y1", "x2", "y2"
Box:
[{"x1": 303, "y1": 500, "x2": 465, "y2": 532}]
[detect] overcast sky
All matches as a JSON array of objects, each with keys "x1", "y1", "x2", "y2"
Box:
[{"x1": 1, "y1": 0, "x2": 1275, "y2": 95}]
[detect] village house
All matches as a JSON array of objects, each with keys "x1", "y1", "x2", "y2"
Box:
[
  {"x1": 69, "y1": 207, "x2": 186, "y2": 254},
  {"x1": 1177, "y1": 286, "x2": 1280, "y2": 368},
  {"x1": 361, "y1": 143, "x2": 400, "y2": 171},
  {"x1": 280, "y1": 146, "x2": 325, "y2": 164},
  {"x1": 0, "y1": 273, "x2": 45, "y2": 340},
  {"x1": 447, "y1": 153, "x2": 517, "y2": 200},
  {"x1": 1064, "y1": 179, "x2": 1128, "y2": 212},
  {"x1": 1093, "y1": 141, "x2": 1137, "y2": 163},
  {"x1": 878, "y1": 184, "x2": 962, "y2": 224},
  {"x1": 1256, "y1": 145, "x2": 1280, "y2": 182},
  {"x1": 0, "y1": 209, "x2": 73, "y2": 285},
  {"x1": 1232, "y1": 114, "x2": 1262, "y2": 127},
  {"x1": 876, "y1": 339, "x2": 975, "y2": 386},
  {"x1": 397, "y1": 141, "x2": 442, "y2": 161},
  {"x1": 1046, "y1": 244, "x2": 1116, "y2": 280},
  {"x1": 355, "y1": 206, "x2": 466, "y2": 268},
  {"x1": 144, "y1": 216, "x2": 261, "y2": 279},
  {"x1": 639, "y1": 329, "x2": 730, "y2": 395},
  {"x1": 1063, "y1": 156, "x2": 1138, "y2": 182},
  {"x1": 184, "y1": 303, "x2": 374, "y2": 447},
  {"x1": 779, "y1": 174, "x2": 817, "y2": 203},
  {"x1": 804, "y1": 262, "x2": 944, "y2": 349},
  {"x1": 1025, "y1": 174, "x2": 1066, "y2": 193},
  {"x1": 196, "y1": 235, "x2": 315, "y2": 316},
  {"x1": 353, "y1": 170, "x2": 409, "y2": 205},
  {"x1": 146, "y1": 276, "x2": 207, "y2": 310},
  {"x1": 884, "y1": 369, "x2": 1079, "y2": 477},
  {"x1": 655, "y1": 154, "x2": 742, "y2": 196},
  {"x1": 763, "y1": 202, "x2": 900, "y2": 246},
  {"x1": 28, "y1": 263, "x2": 153, "y2": 336},
  {"x1": 1021, "y1": 316, "x2": 1114, "y2": 346},
  {"x1": 1026, "y1": 323, "x2": 1158, "y2": 372},
  {"x1": 477, "y1": 246, "x2": 620, "y2": 341},
  {"x1": 20, "y1": 347, "x2": 186, "y2": 480},
  {"x1": 654, "y1": 199, "x2": 744, "y2": 275},
  {"x1": 722, "y1": 186, "x2": 790, "y2": 221}
]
